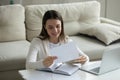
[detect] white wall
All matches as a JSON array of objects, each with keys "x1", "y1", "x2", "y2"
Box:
[
  {"x1": 0, "y1": 0, "x2": 22, "y2": 5},
  {"x1": 0, "y1": 0, "x2": 120, "y2": 22},
  {"x1": 106, "y1": 0, "x2": 120, "y2": 22},
  {"x1": 0, "y1": 0, "x2": 9, "y2": 5}
]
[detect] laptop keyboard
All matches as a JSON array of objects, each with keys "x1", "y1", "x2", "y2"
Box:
[{"x1": 90, "y1": 67, "x2": 100, "y2": 73}]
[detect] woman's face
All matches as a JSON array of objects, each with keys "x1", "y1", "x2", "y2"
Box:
[{"x1": 45, "y1": 19, "x2": 62, "y2": 40}]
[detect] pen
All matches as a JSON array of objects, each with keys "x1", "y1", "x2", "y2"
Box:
[{"x1": 55, "y1": 63, "x2": 63, "y2": 69}]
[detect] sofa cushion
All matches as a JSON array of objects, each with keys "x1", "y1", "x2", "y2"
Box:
[
  {"x1": 0, "y1": 40, "x2": 30, "y2": 71},
  {"x1": 80, "y1": 23, "x2": 120, "y2": 45},
  {"x1": 25, "y1": 1, "x2": 100, "y2": 41},
  {"x1": 70, "y1": 35, "x2": 120, "y2": 60},
  {"x1": 0, "y1": 4, "x2": 26, "y2": 42},
  {"x1": 0, "y1": 70, "x2": 23, "y2": 80}
]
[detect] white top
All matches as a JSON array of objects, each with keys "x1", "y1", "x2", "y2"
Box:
[
  {"x1": 26, "y1": 37, "x2": 89, "y2": 69},
  {"x1": 48, "y1": 42, "x2": 61, "y2": 49}
]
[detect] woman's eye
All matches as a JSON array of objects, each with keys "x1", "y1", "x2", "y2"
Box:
[
  {"x1": 56, "y1": 25, "x2": 60, "y2": 28},
  {"x1": 47, "y1": 25, "x2": 61, "y2": 30},
  {"x1": 48, "y1": 26, "x2": 53, "y2": 29}
]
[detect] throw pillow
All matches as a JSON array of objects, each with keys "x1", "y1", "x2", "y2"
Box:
[{"x1": 81, "y1": 23, "x2": 120, "y2": 45}]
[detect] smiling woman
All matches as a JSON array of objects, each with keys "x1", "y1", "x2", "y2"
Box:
[
  {"x1": 26, "y1": 10, "x2": 89, "y2": 70},
  {"x1": 38, "y1": 10, "x2": 65, "y2": 42}
]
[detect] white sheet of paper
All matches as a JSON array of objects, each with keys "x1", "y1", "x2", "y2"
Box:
[{"x1": 50, "y1": 42, "x2": 80, "y2": 63}]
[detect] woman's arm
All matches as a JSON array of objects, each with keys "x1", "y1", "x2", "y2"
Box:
[{"x1": 26, "y1": 38, "x2": 45, "y2": 70}]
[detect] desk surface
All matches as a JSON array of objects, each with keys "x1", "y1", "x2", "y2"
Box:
[{"x1": 19, "y1": 68, "x2": 120, "y2": 80}]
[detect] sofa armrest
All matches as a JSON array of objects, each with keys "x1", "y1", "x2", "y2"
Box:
[{"x1": 100, "y1": 17, "x2": 120, "y2": 27}]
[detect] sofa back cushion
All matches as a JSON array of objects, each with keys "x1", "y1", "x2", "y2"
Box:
[
  {"x1": 25, "y1": 1, "x2": 100, "y2": 41},
  {"x1": 0, "y1": 4, "x2": 26, "y2": 42}
]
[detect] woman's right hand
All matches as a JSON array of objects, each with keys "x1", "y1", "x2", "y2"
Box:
[{"x1": 43, "y1": 56, "x2": 57, "y2": 67}]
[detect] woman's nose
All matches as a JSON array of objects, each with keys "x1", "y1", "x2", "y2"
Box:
[{"x1": 53, "y1": 27, "x2": 57, "y2": 32}]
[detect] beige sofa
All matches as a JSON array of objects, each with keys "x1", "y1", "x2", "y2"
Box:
[{"x1": 0, "y1": 1, "x2": 120, "y2": 80}]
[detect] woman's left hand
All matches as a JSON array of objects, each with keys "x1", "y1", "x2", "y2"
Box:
[{"x1": 69, "y1": 56, "x2": 87, "y2": 64}]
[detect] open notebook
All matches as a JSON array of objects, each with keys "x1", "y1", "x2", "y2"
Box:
[
  {"x1": 39, "y1": 63, "x2": 79, "y2": 76},
  {"x1": 38, "y1": 42, "x2": 81, "y2": 76}
]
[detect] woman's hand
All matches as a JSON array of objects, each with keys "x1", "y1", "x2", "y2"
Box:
[
  {"x1": 43, "y1": 56, "x2": 57, "y2": 67},
  {"x1": 69, "y1": 56, "x2": 87, "y2": 64}
]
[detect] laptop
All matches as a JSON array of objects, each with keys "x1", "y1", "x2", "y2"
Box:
[{"x1": 80, "y1": 47, "x2": 120, "y2": 75}]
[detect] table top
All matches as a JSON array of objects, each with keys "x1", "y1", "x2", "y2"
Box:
[{"x1": 19, "y1": 68, "x2": 120, "y2": 80}]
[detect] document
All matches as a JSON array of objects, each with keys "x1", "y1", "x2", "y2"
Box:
[{"x1": 50, "y1": 41, "x2": 80, "y2": 63}]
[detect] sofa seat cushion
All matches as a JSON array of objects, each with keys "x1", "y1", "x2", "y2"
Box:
[
  {"x1": 0, "y1": 40, "x2": 30, "y2": 71},
  {"x1": 0, "y1": 4, "x2": 26, "y2": 42},
  {"x1": 70, "y1": 35, "x2": 120, "y2": 60}
]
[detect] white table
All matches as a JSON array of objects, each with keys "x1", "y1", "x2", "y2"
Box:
[{"x1": 19, "y1": 68, "x2": 120, "y2": 80}]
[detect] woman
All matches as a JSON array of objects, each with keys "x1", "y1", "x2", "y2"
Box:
[{"x1": 26, "y1": 10, "x2": 89, "y2": 69}]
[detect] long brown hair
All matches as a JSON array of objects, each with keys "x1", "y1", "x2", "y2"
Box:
[{"x1": 38, "y1": 10, "x2": 65, "y2": 41}]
